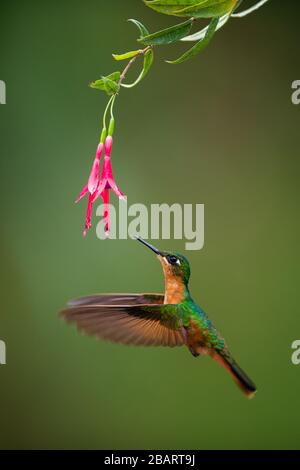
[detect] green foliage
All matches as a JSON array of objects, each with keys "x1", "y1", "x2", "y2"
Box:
[
  {"x1": 89, "y1": 0, "x2": 266, "y2": 93},
  {"x1": 138, "y1": 18, "x2": 194, "y2": 46},
  {"x1": 122, "y1": 49, "x2": 154, "y2": 88},
  {"x1": 113, "y1": 50, "x2": 142, "y2": 61},
  {"x1": 89, "y1": 71, "x2": 121, "y2": 95},
  {"x1": 128, "y1": 19, "x2": 150, "y2": 38},
  {"x1": 167, "y1": 16, "x2": 219, "y2": 63},
  {"x1": 144, "y1": 0, "x2": 238, "y2": 18}
]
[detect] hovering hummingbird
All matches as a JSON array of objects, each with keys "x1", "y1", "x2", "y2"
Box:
[{"x1": 61, "y1": 237, "x2": 256, "y2": 398}]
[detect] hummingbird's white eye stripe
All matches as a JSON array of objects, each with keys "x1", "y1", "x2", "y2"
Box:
[{"x1": 176, "y1": 259, "x2": 181, "y2": 266}]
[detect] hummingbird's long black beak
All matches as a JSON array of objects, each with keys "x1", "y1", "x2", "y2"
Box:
[{"x1": 135, "y1": 237, "x2": 162, "y2": 256}]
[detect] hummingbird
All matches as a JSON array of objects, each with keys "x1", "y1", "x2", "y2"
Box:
[{"x1": 61, "y1": 237, "x2": 256, "y2": 398}]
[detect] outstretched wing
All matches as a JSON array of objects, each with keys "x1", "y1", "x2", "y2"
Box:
[
  {"x1": 60, "y1": 300, "x2": 187, "y2": 348},
  {"x1": 68, "y1": 293, "x2": 164, "y2": 308}
]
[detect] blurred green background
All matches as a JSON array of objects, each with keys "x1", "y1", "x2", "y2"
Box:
[{"x1": 0, "y1": 0, "x2": 299, "y2": 450}]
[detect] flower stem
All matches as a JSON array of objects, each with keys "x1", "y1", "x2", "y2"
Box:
[
  {"x1": 102, "y1": 47, "x2": 152, "y2": 138},
  {"x1": 101, "y1": 95, "x2": 114, "y2": 142},
  {"x1": 110, "y1": 95, "x2": 116, "y2": 120},
  {"x1": 119, "y1": 46, "x2": 151, "y2": 86},
  {"x1": 107, "y1": 95, "x2": 117, "y2": 136}
]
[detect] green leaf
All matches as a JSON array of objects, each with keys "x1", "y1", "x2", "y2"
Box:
[
  {"x1": 89, "y1": 71, "x2": 121, "y2": 95},
  {"x1": 113, "y1": 50, "x2": 142, "y2": 61},
  {"x1": 167, "y1": 16, "x2": 219, "y2": 64},
  {"x1": 121, "y1": 49, "x2": 154, "y2": 89},
  {"x1": 128, "y1": 19, "x2": 150, "y2": 38},
  {"x1": 144, "y1": 0, "x2": 238, "y2": 18},
  {"x1": 181, "y1": 0, "x2": 242, "y2": 42},
  {"x1": 181, "y1": 11, "x2": 229, "y2": 41},
  {"x1": 138, "y1": 18, "x2": 193, "y2": 46}
]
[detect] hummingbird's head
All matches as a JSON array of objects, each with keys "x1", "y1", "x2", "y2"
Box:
[{"x1": 136, "y1": 237, "x2": 191, "y2": 285}]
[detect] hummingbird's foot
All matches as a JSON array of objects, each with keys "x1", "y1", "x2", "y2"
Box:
[{"x1": 189, "y1": 347, "x2": 200, "y2": 357}]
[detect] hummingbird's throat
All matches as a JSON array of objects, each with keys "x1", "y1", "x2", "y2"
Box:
[
  {"x1": 159, "y1": 256, "x2": 186, "y2": 304},
  {"x1": 164, "y1": 277, "x2": 186, "y2": 304}
]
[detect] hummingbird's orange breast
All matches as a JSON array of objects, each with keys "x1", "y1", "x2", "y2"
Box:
[
  {"x1": 164, "y1": 276, "x2": 185, "y2": 304},
  {"x1": 159, "y1": 256, "x2": 186, "y2": 304}
]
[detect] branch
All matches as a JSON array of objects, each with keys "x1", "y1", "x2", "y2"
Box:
[{"x1": 118, "y1": 47, "x2": 152, "y2": 87}]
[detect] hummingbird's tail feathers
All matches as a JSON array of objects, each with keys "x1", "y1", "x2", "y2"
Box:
[{"x1": 214, "y1": 351, "x2": 257, "y2": 399}]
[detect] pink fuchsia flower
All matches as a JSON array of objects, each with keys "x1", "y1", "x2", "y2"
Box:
[
  {"x1": 75, "y1": 142, "x2": 104, "y2": 237},
  {"x1": 76, "y1": 142, "x2": 103, "y2": 203},
  {"x1": 92, "y1": 135, "x2": 125, "y2": 236}
]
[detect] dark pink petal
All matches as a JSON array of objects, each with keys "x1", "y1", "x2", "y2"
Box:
[
  {"x1": 93, "y1": 177, "x2": 107, "y2": 200},
  {"x1": 91, "y1": 187, "x2": 105, "y2": 204},
  {"x1": 75, "y1": 184, "x2": 88, "y2": 203},
  {"x1": 108, "y1": 178, "x2": 125, "y2": 199},
  {"x1": 83, "y1": 193, "x2": 94, "y2": 237},
  {"x1": 104, "y1": 136, "x2": 113, "y2": 157},
  {"x1": 102, "y1": 189, "x2": 110, "y2": 236},
  {"x1": 97, "y1": 153, "x2": 125, "y2": 200},
  {"x1": 96, "y1": 142, "x2": 104, "y2": 158},
  {"x1": 101, "y1": 155, "x2": 112, "y2": 178},
  {"x1": 87, "y1": 143, "x2": 103, "y2": 194}
]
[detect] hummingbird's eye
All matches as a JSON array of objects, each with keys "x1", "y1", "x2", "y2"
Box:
[{"x1": 167, "y1": 255, "x2": 180, "y2": 266}]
